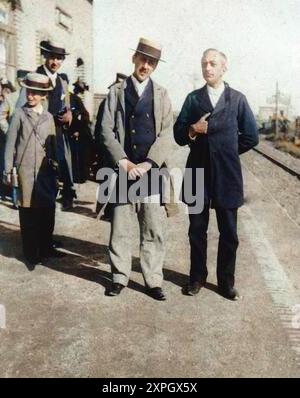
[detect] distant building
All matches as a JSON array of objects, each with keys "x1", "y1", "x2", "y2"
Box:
[
  {"x1": 258, "y1": 105, "x2": 289, "y2": 122},
  {"x1": 0, "y1": 0, "x2": 93, "y2": 113}
]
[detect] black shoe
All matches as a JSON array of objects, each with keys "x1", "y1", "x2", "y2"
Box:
[
  {"x1": 147, "y1": 287, "x2": 166, "y2": 301},
  {"x1": 52, "y1": 240, "x2": 63, "y2": 249},
  {"x1": 61, "y1": 198, "x2": 73, "y2": 211},
  {"x1": 218, "y1": 286, "x2": 239, "y2": 301},
  {"x1": 25, "y1": 257, "x2": 42, "y2": 271},
  {"x1": 107, "y1": 283, "x2": 125, "y2": 297},
  {"x1": 182, "y1": 280, "x2": 206, "y2": 296},
  {"x1": 41, "y1": 249, "x2": 67, "y2": 259}
]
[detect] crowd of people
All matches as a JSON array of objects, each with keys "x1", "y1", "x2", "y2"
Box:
[{"x1": 0, "y1": 38, "x2": 259, "y2": 301}]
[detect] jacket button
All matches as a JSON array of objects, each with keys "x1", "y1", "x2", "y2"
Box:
[
  {"x1": 132, "y1": 129, "x2": 136, "y2": 134},
  {"x1": 131, "y1": 115, "x2": 135, "y2": 119},
  {"x1": 133, "y1": 145, "x2": 137, "y2": 150},
  {"x1": 146, "y1": 113, "x2": 150, "y2": 118}
]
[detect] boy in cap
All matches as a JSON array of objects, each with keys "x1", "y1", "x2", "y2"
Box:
[{"x1": 4, "y1": 73, "x2": 63, "y2": 269}]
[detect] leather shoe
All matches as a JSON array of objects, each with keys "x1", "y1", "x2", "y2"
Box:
[
  {"x1": 218, "y1": 286, "x2": 239, "y2": 301},
  {"x1": 108, "y1": 283, "x2": 125, "y2": 297},
  {"x1": 182, "y1": 280, "x2": 206, "y2": 296},
  {"x1": 62, "y1": 198, "x2": 73, "y2": 211},
  {"x1": 25, "y1": 257, "x2": 42, "y2": 271},
  {"x1": 147, "y1": 287, "x2": 166, "y2": 301}
]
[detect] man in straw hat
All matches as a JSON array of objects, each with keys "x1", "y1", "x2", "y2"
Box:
[
  {"x1": 4, "y1": 73, "x2": 64, "y2": 269},
  {"x1": 37, "y1": 40, "x2": 75, "y2": 211},
  {"x1": 98, "y1": 37, "x2": 174, "y2": 300}
]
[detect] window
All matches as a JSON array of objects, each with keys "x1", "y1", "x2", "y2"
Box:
[
  {"x1": 0, "y1": 0, "x2": 16, "y2": 82},
  {"x1": 55, "y1": 7, "x2": 72, "y2": 32},
  {"x1": 0, "y1": 8, "x2": 8, "y2": 24},
  {"x1": 0, "y1": 35, "x2": 6, "y2": 76}
]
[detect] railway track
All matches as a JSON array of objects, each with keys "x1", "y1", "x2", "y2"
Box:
[{"x1": 253, "y1": 141, "x2": 300, "y2": 179}]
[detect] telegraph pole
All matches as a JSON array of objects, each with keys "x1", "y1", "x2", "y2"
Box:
[{"x1": 275, "y1": 81, "x2": 279, "y2": 139}]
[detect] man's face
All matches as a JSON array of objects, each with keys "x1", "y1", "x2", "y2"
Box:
[
  {"x1": 132, "y1": 53, "x2": 158, "y2": 82},
  {"x1": 26, "y1": 89, "x2": 46, "y2": 107},
  {"x1": 201, "y1": 51, "x2": 227, "y2": 87},
  {"x1": 45, "y1": 53, "x2": 65, "y2": 73}
]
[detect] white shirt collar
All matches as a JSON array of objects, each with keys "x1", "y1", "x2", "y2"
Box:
[
  {"x1": 43, "y1": 65, "x2": 57, "y2": 87},
  {"x1": 207, "y1": 82, "x2": 225, "y2": 108},
  {"x1": 131, "y1": 75, "x2": 150, "y2": 97},
  {"x1": 31, "y1": 103, "x2": 44, "y2": 115},
  {"x1": 207, "y1": 81, "x2": 225, "y2": 96}
]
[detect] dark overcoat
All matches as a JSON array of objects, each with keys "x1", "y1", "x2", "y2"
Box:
[{"x1": 174, "y1": 83, "x2": 259, "y2": 209}]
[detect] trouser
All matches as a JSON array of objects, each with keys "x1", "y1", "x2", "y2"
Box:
[
  {"x1": 188, "y1": 205, "x2": 239, "y2": 289},
  {"x1": 56, "y1": 125, "x2": 75, "y2": 201},
  {"x1": 58, "y1": 158, "x2": 76, "y2": 200},
  {"x1": 109, "y1": 202, "x2": 165, "y2": 288},
  {"x1": 19, "y1": 207, "x2": 55, "y2": 262}
]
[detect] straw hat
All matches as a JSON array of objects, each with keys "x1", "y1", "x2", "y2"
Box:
[
  {"x1": 131, "y1": 37, "x2": 165, "y2": 62},
  {"x1": 20, "y1": 73, "x2": 53, "y2": 91}
]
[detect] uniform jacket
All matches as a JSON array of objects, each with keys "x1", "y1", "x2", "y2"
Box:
[
  {"x1": 174, "y1": 83, "x2": 259, "y2": 209},
  {"x1": 5, "y1": 106, "x2": 57, "y2": 208}
]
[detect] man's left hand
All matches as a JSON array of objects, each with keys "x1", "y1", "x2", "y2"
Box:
[
  {"x1": 128, "y1": 161, "x2": 152, "y2": 180},
  {"x1": 58, "y1": 109, "x2": 73, "y2": 126}
]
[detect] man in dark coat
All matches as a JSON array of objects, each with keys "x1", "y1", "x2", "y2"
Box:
[
  {"x1": 174, "y1": 48, "x2": 258, "y2": 300},
  {"x1": 69, "y1": 79, "x2": 93, "y2": 184},
  {"x1": 36, "y1": 40, "x2": 75, "y2": 211}
]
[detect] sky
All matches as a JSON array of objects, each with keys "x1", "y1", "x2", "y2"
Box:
[{"x1": 94, "y1": 0, "x2": 300, "y2": 115}]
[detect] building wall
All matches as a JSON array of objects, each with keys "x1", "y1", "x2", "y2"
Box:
[{"x1": 1, "y1": 0, "x2": 93, "y2": 113}]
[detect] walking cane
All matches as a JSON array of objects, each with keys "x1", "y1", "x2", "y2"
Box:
[{"x1": 73, "y1": 132, "x2": 81, "y2": 192}]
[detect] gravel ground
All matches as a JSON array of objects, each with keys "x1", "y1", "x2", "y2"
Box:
[{"x1": 242, "y1": 142, "x2": 300, "y2": 227}]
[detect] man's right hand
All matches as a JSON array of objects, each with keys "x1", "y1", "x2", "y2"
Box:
[{"x1": 189, "y1": 113, "x2": 211, "y2": 138}]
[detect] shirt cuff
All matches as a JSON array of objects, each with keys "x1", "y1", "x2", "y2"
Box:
[{"x1": 188, "y1": 130, "x2": 197, "y2": 141}]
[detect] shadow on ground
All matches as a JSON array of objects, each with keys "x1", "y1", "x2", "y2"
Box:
[{"x1": 0, "y1": 222, "x2": 189, "y2": 295}]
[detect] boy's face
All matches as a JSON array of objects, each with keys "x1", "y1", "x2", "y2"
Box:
[{"x1": 26, "y1": 89, "x2": 46, "y2": 107}]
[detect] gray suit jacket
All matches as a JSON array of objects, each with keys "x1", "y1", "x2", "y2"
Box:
[
  {"x1": 100, "y1": 78, "x2": 173, "y2": 168},
  {"x1": 98, "y1": 78, "x2": 178, "y2": 217}
]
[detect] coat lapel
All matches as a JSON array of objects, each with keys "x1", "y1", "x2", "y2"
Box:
[
  {"x1": 116, "y1": 79, "x2": 126, "y2": 113},
  {"x1": 153, "y1": 80, "x2": 162, "y2": 136},
  {"x1": 124, "y1": 78, "x2": 139, "y2": 108},
  {"x1": 196, "y1": 86, "x2": 214, "y2": 114},
  {"x1": 211, "y1": 91, "x2": 226, "y2": 116},
  {"x1": 211, "y1": 83, "x2": 230, "y2": 116}
]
